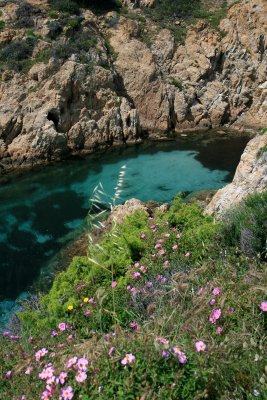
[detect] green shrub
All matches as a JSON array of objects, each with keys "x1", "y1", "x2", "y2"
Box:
[
  {"x1": 15, "y1": 2, "x2": 41, "y2": 28},
  {"x1": 47, "y1": 21, "x2": 63, "y2": 39},
  {"x1": 223, "y1": 192, "x2": 267, "y2": 259},
  {"x1": 0, "y1": 38, "x2": 36, "y2": 72},
  {"x1": 169, "y1": 77, "x2": 183, "y2": 90},
  {"x1": 258, "y1": 127, "x2": 267, "y2": 135},
  {"x1": 49, "y1": 0, "x2": 80, "y2": 15},
  {"x1": 257, "y1": 145, "x2": 267, "y2": 159},
  {"x1": 0, "y1": 20, "x2": 5, "y2": 30}
]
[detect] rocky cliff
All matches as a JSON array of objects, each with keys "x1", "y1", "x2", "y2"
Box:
[
  {"x1": 0, "y1": 0, "x2": 266, "y2": 172},
  {"x1": 206, "y1": 131, "x2": 267, "y2": 215}
]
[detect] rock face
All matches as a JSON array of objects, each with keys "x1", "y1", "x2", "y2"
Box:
[
  {"x1": 206, "y1": 133, "x2": 267, "y2": 215},
  {"x1": 109, "y1": 0, "x2": 267, "y2": 134},
  {"x1": 0, "y1": 0, "x2": 266, "y2": 172},
  {"x1": 107, "y1": 198, "x2": 149, "y2": 224}
]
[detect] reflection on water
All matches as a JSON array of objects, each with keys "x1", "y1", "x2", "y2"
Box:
[{"x1": 0, "y1": 133, "x2": 250, "y2": 326}]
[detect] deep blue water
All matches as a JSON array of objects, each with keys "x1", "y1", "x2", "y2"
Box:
[{"x1": 0, "y1": 133, "x2": 250, "y2": 326}]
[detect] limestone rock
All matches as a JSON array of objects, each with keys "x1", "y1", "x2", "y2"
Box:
[
  {"x1": 108, "y1": 198, "x2": 149, "y2": 224},
  {"x1": 206, "y1": 133, "x2": 267, "y2": 215}
]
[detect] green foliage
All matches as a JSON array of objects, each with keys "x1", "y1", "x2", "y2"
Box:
[
  {"x1": 258, "y1": 127, "x2": 267, "y2": 135},
  {"x1": 223, "y1": 192, "x2": 267, "y2": 259},
  {"x1": 0, "y1": 20, "x2": 5, "y2": 30},
  {"x1": 149, "y1": 0, "x2": 201, "y2": 21},
  {"x1": 49, "y1": 0, "x2": 81, "y2": 15},
  {"x1": 169, "y1": 24, "x2": 187, "y2": 45},
  {"x1": 25, "y1": 28, "x2": 36, "y2": 38},
  {"x1": 169, "y1": 77, "x2": 183, "y2": 90},
  {"x1": 257, "y1": 144, "x2": 267, "y2": 159},
  {"x1": 0, "y1": 37, "x2": 36, "y2": 72}
]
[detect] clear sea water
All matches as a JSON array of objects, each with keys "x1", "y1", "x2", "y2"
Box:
[{"x1": 0, "y1": 133, "x2": 250, "y2": 327}]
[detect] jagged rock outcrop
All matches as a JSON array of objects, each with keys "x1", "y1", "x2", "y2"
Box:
[
  {"x1": 122, "y1": 0, "x2": 156, "y2": 9},
  {"x1": 206, "y1": 133, "x2": 267, "y2": 215},
  {"x1": 107, "y1": 198, "x2": 149, "y2": 224},
  {"x1": 0, "y1": 59, "x2": 141, "y2": 171},
  {"x1": 108, "y1": 0, "x2": 267, "y2": 134},
  {"x1": 0, "y1": 0, "x2": 266, "y2": 172}
]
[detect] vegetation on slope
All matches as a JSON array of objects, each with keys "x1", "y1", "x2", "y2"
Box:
[
  {"x1": 0, "y1": 193, "x2": 266, "y2": 399},
  {"x1": 0, "y1": 0, "x2": 232, "y2": 74}
]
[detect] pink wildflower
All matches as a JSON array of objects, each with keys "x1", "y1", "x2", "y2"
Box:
[
  {"x1": 185, "y1": 252, "x2": 190, "y2": 257},
  {"x1": 212, "y1": 287, "x2": 220, "y2": 296},
  {"x1": 173, "y1": 347, "x2": 182, "y2": 354},
  {"x1": 172, "y1": 244, "x2": 178, "y2": 250},
  {"x1": 77, "y1": 357, "x2": 89, "y2": 371},
  {"x1": 130, "y1": 321, "x2": 138, "y2": 330},
  {"x1": 195, "y1": 341, "x2": 206, "y2": 352},
  {"x1": 25, "y1": 367, "x2": 33, "y2": 375},
  {"x1": 159, "y1": 249, "x2": 166, "y2": 255},
  {"x1": 46, "y1": 376, "x2": 55, "y2": 385},
  {"x1": 146, "y1": 281, "x2": 153, "y2": 288},
  {"x1": 209, "y1": 298, "x2": 216, "y2": 306},
  {"x1": 140, "y1": 233, "x2": 146, "y2": 239},
  {"x1": 216, "y1": 327, "x2": 223, "y2": 335},
  {"x1": 51, "y1": 330, "x2": 58, "y2": 337},
  {"x1": 209, "y1": 308, "x2": 222, "y2": 324},
  {"x1": 133, "y1": 271, "x2": 141, "y2": 278},
  {"x1": 3, "y1": 331, "x2": 9, "y2": 337},
  {"x1": 5, "y1": 370, "x2": 12, "y2": 379},
  {"x1": 162, "y1": 350, "x2": 171, "y2": 357},
  {"x1": 121, "y1": 353, "x2": 135, "y2": 365},
  {"x1": 176, "y1": 233, "x2": 182, "y2": 238},
  {"x1": 108, "y1": 347, "x2": 115, "y2": 356},
  {"x1": 164, "y1": 233, "x2": 170, "y2": 237},
  {"x1": 84, "y1": 310, "x2": 91, "y2": 317},
  {"x1": 170, "y1": 227, "x2": 177, "y2": 231},
  {"x1": 58, "y1": 322, "x2": 67, "y2": 331},
  {"x1": 35, "y1": 348, "x2": 48, "y2": 361},
  {"x1": 39, "y1": 366, "x2": 54, "y2": 380},
  {"x1": 178, "y1": 352, "x2": 187, "y2": 364},
  {"x1": 41, "y1": 391, "x2": 52, "y2": 400},
  {"x1": 10, "y1": 335, "x2": 19, "y2": 340},
  {"x1": 66, "y1": 357, "x2": 77, "y2": 369},
  {"x1": 57, "y1": 372, "x2": 67, "y2": 385},
  {"x1": 140, "y1": 265, "x2": 147, "y2": 273},
  {"x1": 134, "y1": 262, "x2": 140, "y2": 267},
  {"x1": 155, "y1": 243, "x2": 162, "y2": 249},
  {"x1": 111, "y1": 281, "x2": 117, "y2": 288},
  {"x1": 156, "y1": 274, "x2": 166, "y2": 284},
  {"x1": 163, "y1": 260, "x2": 169, "y2": 267},
  {"x1": 157, "y1": 337, "x2": 169, "y2": 345},
  {"x1": 150, "y1": 224, "x2": 157, "y2": 230},
  {"x1": 61, "y1": 386, "x2": 74, "y2": 400},
  {"x1": 260, "y1": 301, "x2": 267, "y2": 312},
  {"x1": 157, "y1": 239, "x2": 164, "y2": 244},
  {"x1": 75, "y1": 371, "x2": 87, "y2": 382}
]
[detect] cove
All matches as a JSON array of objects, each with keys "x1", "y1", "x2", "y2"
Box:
[{"x1": 0, "y1": 132, "x2": 250, "y2": 327}]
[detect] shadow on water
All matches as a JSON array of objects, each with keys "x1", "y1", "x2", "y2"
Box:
[{"x1": 0, "y1": 131, "x2": 251, "y2": 326}]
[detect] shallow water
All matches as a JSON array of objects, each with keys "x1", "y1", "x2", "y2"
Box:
[{"x1": 0, "y1": 133, "x2": 250, "y2": 326}]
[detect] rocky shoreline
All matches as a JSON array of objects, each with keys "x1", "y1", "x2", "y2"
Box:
[{"x1": 0, "y1": 0, "x2": 266, "y2": 174}]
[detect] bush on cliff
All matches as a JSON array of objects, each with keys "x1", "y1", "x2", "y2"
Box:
[{"x1": 223, "y1": 191, "x2": 267, "y2": 259}]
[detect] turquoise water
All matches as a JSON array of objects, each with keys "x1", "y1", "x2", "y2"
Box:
[{"x1": 0, "y1": 134, "x2": 250, "y2": 327}]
